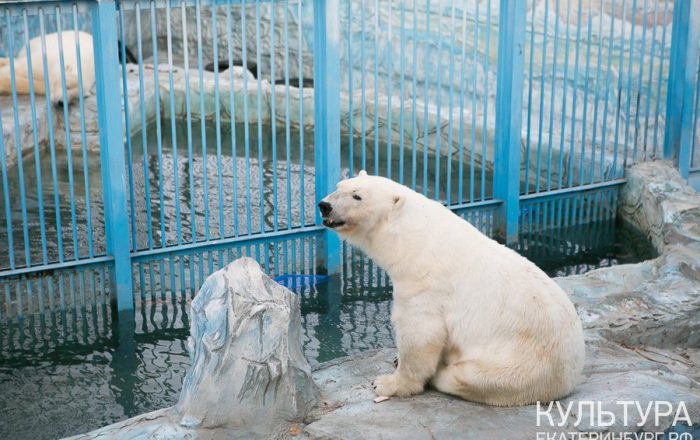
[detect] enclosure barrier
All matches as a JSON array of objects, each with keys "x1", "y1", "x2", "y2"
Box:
[
  {"x1": 0, "y1": 0, "x2": 697, "y2": 318},
  {"x1": 665, "y1": 0, "x2": 700, "y2": 188}
]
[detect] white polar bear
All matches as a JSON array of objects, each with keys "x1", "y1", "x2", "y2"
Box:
[
  {"x1": 0, "y1": 31, "x2": 95, "y2": 104},
  {"x1": 318, "y1": 171, "x2": 585, "y2": 406}
]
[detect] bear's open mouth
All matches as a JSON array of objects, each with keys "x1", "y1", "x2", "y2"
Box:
[{"x1": 322, "y1": 219, "x2": 346, "y2": 228}]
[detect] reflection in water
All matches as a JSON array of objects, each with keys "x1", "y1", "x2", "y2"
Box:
[
  {"x1": 518, "y1": 219, "x2": 657, "y2": 277},
  {"x1": 0, "y1": 218, "x2": 656, "y2": 440}
]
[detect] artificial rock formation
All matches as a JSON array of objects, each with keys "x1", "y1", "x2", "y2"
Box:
[
  {"x1": 176, "y1": 257, "x2": 319, "y2": 434},
  {"x1": 69, "y1": 257, "x2": 319, "y2": 440}
]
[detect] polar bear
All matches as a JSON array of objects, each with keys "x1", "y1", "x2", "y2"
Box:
[
  {"x1": 0, "y1": 31, "x2": 95, "y2": 104},
  {"x1": 318, "y1": 171, "x2": 585, "y2": 406}
]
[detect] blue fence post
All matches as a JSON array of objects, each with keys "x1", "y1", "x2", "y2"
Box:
[
  {"x1": 313, "y1": 0, "x2": 342, "y2": 274},
  {"x1": 91, "y1": 0, "x2": 133, "y2": 311},
  {"x1": 493, "y1": 1, "x2": 526, "y2": 244},
  {"x1": 664, "y1": 0, "x2": 691, "y2": 165},
  {"x1": 665, "y1": 0, "x2": 700, "y2": 178},
  {"x1": 678, "y1": 1, "x2": 700, "y2": 180}
]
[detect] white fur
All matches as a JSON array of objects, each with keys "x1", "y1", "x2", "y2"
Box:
[
  {"x1": 320, "y1": 172, "x2": 585, "y2": 406},
  {"x1": 0, "y1": 31, "x2": 95, "y2": 104}
]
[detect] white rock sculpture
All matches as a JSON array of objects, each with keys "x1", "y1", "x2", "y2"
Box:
[{"x1": 68, "y1": 257, "x2": 319, "y2": 440}]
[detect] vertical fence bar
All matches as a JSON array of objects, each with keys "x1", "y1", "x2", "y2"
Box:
[
  {"x1": 493, "y1": 0, "x2": 526, "y2": 244},
  {"x1": 679, "y1": 1, "x2": 700, "y2": 179},
  {"x1": 664, "y1": 0, "x2": 692, "y2": 163},
  {"x1": 314, "y1": 0, "x2": 342, "y2": 273},
  {"x1": 0, "y1": 109, "x2": 12, "y2": 271},
  {"x1": 667, "y1": 0, "x2": 700, "y2": 178},
  {"x1": 91, "y1": 0, "x2": 133, "y2": 311}
]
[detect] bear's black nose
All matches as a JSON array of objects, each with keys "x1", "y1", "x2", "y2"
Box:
[{"x1": 318, "y1": 201, "x2": 332, "y2": 217}]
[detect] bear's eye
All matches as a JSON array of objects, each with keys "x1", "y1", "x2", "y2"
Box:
[{"x1": 353, "y1": 194, "x2": 362, "y2": 201}]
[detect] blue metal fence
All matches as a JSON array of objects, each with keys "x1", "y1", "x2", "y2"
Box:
[
  {"x1": 0, "y1": 0, "x2": 697, "y2": 319},
  {"x1": 665, "y1": 0, "x2": 700, "y2": 190}
]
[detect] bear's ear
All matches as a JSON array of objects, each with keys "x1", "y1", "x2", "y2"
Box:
[
  {"x1": 392, "y1": 194, "x2": 405, "y2": 209},
  {"x1": 388, "y1": 194, "x2": 405, "y2": 222},
  {"x1": 358, "y1": 170, "x2": 368, "y2": 177}
]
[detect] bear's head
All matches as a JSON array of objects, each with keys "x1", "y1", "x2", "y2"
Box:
[{"x1": 318, "y1": 170, "x2": 406, "y2": 240}]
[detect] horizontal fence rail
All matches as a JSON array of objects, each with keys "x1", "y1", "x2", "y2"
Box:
[{"x1": 0, "y1": 0, "x2": 692, "y2": 319}]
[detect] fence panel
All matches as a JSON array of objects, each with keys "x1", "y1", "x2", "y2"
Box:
[
  {"x1": 0, "y1": 2, "x2": 113, "y2": 319},
  {"x1": 115, "y1": 0, "x2": 329, "y2": 303},
  {"x1": 521, "y1": 0, "x2": 673, "y2": 194},
  {"x1": 0, "y1": 3, "x2": 105, "y2": 271},
  {"x1": 517, "y1": 0, "x2": 675, "y2": 236},
  {"x1": 117, "y1": 0, "x2": 318, "y2": 253},
  {"x1": 340, "y1": 0, "x2": 500, "y2": 215}
]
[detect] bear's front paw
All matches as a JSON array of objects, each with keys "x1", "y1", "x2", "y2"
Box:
[{"x1": 372, "y1": 373, "x2": 423, "y2": 397}]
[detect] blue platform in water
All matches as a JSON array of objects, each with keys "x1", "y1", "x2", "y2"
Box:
[{"x1": 274, "y1": 274, "x2": 329, "y2": 292}]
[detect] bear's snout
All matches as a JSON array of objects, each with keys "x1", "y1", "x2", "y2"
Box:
[{"x1": 318, "y1": 201, "x2": 332, "y2": 217}]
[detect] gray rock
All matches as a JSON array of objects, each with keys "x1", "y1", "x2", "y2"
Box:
[
  {"x1": 557, "y1": 162, "x2": 700, "y2": 351},
  {"x1": 305, "y1": 340, "x2": 700, "y2": 439},
  {"x1": 176, "y1": 257, "x2": 319, "y2": 433},
  {"x1": 619, "y1": 160, "x2": 700, "y2": 252},
  {"x1": 67, "y1": 257, "x2": 319, "y2": 439}
]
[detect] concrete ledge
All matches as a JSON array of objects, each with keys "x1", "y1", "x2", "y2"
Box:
[{"x1": 305, "y1": 340, "x2": 700, "y2": 439}]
